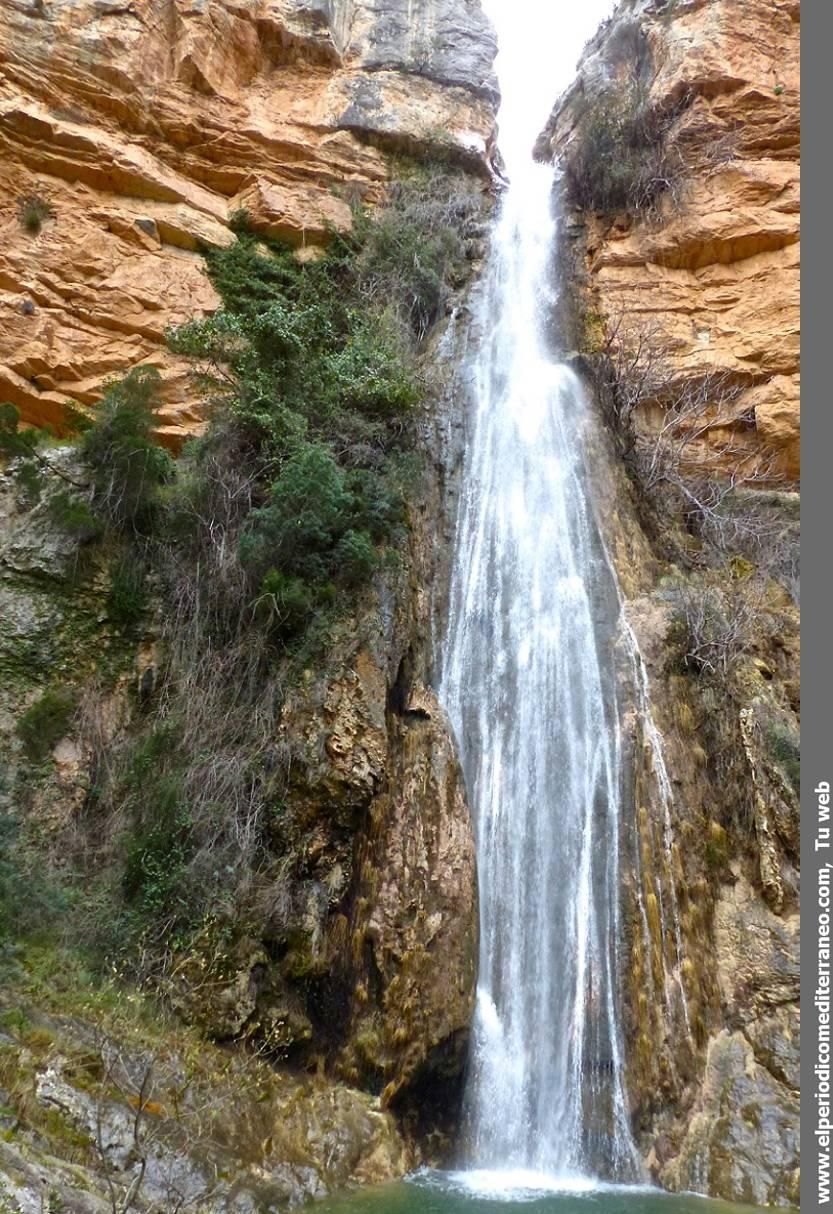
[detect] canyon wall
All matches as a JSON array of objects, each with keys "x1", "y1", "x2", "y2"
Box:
[
  {"x1": 542, "y1": 0, "x2": 800, "y2": 1205},
  {"x1": 0, "y1": 0, "x2": 804, "y2": 1207},
  {"x1": 0, "y1": 2, "x2": 496, "y2": 1209},
  {"x1": 0, "y1": 0, "x2": 497, "y2": 443},
  {"x1": 539, "y1": 0, "x2": 799, "y2": 480}
]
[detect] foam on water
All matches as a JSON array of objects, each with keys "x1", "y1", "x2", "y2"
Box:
[{"x1": 410, "y1": 1169, "x2": 659, "y2": 1204}]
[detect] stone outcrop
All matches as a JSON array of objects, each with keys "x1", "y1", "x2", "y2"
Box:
[
  {"x1": 262, "y1": 310, "x2": 479, "y2": 1127},
  {"x1": 0, "y1": 1001, "x2": 410, "y2": 1212},
  {"x1": 339, "y1": 687, "x2": 477, "y2": 1116},
  {"x1": 614, "y1": 553, "x2": 800, "y2": 1206},
  {"x1": 0, "y1": 0, "x2": 497, "y2": 444},
  {"x1": 540, "y1": 0, "x2": 800, "y2": 480},
  {"x1": 0, "y1": 216, "x2": 481, "y2": 1199},
  {"x1": 661, "y1": 1028, "x2": 799, "y2": 1207},
  {"x1": 660, "y1": 879, "x2": 800, "y2": 1206},
  {"x1": 0, "y1": 3, "x2": 492, "y2": 1200}
]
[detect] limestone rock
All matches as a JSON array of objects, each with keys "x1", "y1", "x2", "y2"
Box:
[
  {"x1": 660, "y1": 1030, "x2": 800, "y2": 1207},
  {"x1": 279, "y1": 645, "x2": 390, "y2": 822},
  {"x1": 654, "y1": 874, "x2": 800, "y2": 1205},
  {"x1": 541, "y1": 0, "x2": 800, "y2": 481},
  {"x1": 344, "y1": 687, "x2": 478, "y2": 1109},
  {"x1": 748, "y1": 376, "x2": 800, "y2": 479},
  {"x1": 334, "y1": 0, "x2": 498, "y2": 98},
  {"x1": 0, "y1": 1007, "x2": 409, "y2": 1212},
  {"x1": 713, "y1": 876, "x2": 799, "y2": 1024},
  {"x1": 0, "y1": 0, "x2": 497, "y2": 442}
]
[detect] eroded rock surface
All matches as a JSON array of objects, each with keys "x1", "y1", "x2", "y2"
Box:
[
  {"x1": 340, "y1": 687, "x2": 477, "y2": 1115},
  {"x1": 0, "y1": 1003, "x2": 410, "y2": 1213},
  {"x1": 661, "y1": 1029, "x2": 799, "y2": 1208},
  {"x1": 658, "y1": 876, "x2": 800, "y2": 1206},
  {"x1": 0, "y1": 0, "x2": 497, "y2": 443},
  {"x1": 616, "y1": 567, "x2": 800, "y2": 1207},
  {"x1": 540, "y1": 0, "x2": 800, "y2": 480},
  {"x1": 538, "y1": 8, "x2": 801, "y2": 1200},
  {"x1": 0, "y1": 254, "x2": 480, "y2": 1196}
]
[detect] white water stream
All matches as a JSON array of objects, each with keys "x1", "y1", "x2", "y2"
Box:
[{"x1": 438, "y1": 0, "x2": 646, "y2": 1185}]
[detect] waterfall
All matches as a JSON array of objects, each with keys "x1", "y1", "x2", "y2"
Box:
[{"x1": 438, "y1": 0, "x2": 642, "y2": 1183}]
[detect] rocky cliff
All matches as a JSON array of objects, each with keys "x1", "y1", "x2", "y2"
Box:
[
  {"x1": 541, "y1": 0, "x2": 800, "y2": 1205},
  {"x1": 0, "y1": 0, "x2": 804, "y2": 1208},
  {"x1": 0, "y1": 0, "x2": 497, "y2": 444},
  {"x1": 539, "y1": 0, "x2": 799, "y2": 481},
  {"x1": 0, "y1": 2, "x2": 496, "y2": 1209}
]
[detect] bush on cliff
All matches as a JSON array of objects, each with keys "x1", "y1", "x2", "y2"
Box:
[
  {"x1": 36, "y1": 162, "x2": 484, "y2": 993},
  {"x1": 564, "y1": 80, "x2": 684, "y2": 219},
  {"x1": 17, "y1": 193, "x2": 53, "y2": 235},
  {"x1": 80, "y1": 366, "x2": 173, "y2": 535},
  {"x1": 351, "y1": 160, "x2": 482, "y2": 338},
  {"x1": 0, "y1": 816, "x2": 67, "y2": 975},
  {"x1": 16, "y1": 686, "x2": 79, "y2": 762},
  {"x1": 163, "y1": 168, "x2": 480, "y2": 639}
]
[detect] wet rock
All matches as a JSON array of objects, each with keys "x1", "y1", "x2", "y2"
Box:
[
  {"x1": 661, "y1": 1030, "x2": 799, "y2": 1208},
  {"x1": 343, "y1": 687, "x2": 478, "y2": 1109}
]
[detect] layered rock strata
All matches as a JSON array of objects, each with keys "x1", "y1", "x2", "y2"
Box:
[
  {"x1": 539, "y1": 0, "x2": 800, "y2": 480},
  {"x1": 0, "y1": 0, "x2": 497, "y2": 443}
]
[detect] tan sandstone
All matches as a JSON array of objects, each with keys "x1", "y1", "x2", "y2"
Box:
[
  {"x1": 0, "y1": 0, "x2": 497, "y2": 445},
  {"x1": 540, "y1": 0, "x2": 800, "y2": 480}
]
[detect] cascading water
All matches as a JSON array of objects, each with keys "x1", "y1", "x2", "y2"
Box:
[{"x1": 438, "y1": 0, "x2": 643, "y2": 1185}]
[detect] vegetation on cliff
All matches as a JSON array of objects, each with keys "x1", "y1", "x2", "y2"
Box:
[
  {"x1": 0, "y1": 162, "x2": 486, "y2": 1051},
  {"x1": 564, "y1": 78, "x2": 685, "y2": 220}
]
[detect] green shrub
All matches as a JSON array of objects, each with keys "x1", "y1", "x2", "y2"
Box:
[
  {"x1": 335, "y1": 528, "x2": 379, "y2": 586},
  {"x1": 352, "y1": 161, "x2": 481, "y2": 339},
  {"x1": 0, "y1": 402, "x2": 34, "y2": 461},
  {"x1": 80, "y1": 366, "x2": 173, "y2": 533},
  {"x1": 107, "y1": 553, "x2": 148, "y2": 626},
  {"x1": 166, "y1": 186, "x2": 446, "y2": 639},
  {"x1": 170, "y1": 246, "x2": 418, "y2": 461},
  {"x1": 255, "y1": 569, "x2": 318, "y2": 634},
  {"x1": 47, "y1": 489, "x2": 101, "y2": 540},
  {"x1": 241, "y1": 444, "x2": 359, "y2": 580},
  {"x1": 51, "y1": 162, "x2": 481, "y2": 988},
  {"x1": 0, "y1": 403, "x2": 54, "y2": 501},
  {"x1": 564, "y1": 81, "x2": 683, "y2": 218},
  {"x1": 0, "y1": 816, "x2": 67, "y2": 972},
  {"x1": 122, "y1": 773, "x2": 190, "y2": 915},
  {"x1": 16, "y1": 686, "x2": 78, "y2": 762},
  {"x1": 17, "y1": 194, "x2": 52, "y2": 234},
  {"x1": 0, "y1": 403, "x2": 90, "y2": 504}
]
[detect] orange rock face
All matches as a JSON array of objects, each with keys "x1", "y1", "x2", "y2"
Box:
[
  {"x1": 540, "y1": 0, "x2": 800, "y2": 480},
  {"x1": 0, "y1": 0, "x2": 497, "y2": 444}
]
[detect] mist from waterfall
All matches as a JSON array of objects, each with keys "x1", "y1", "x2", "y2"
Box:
[{"x1": 438, "y1": 0, "x2": 642, "y2": 1184}]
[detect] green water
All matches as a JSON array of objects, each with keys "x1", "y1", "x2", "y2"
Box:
[{"x1": 314, "y1": 1172, "x2": 765, "y2": 1214}]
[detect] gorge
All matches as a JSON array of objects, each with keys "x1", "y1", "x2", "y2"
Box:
[{"x1": 0, "y1": 0, "x2": 800, "y2": 1211}]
